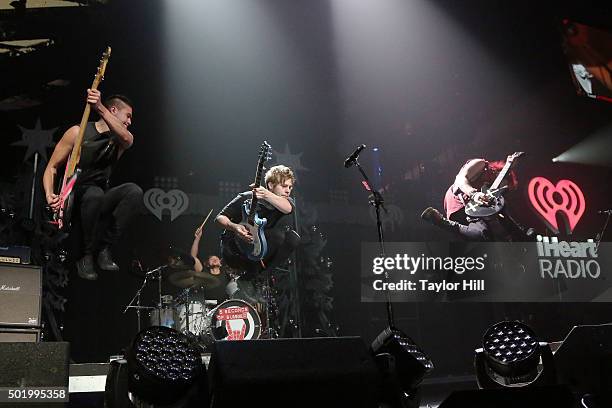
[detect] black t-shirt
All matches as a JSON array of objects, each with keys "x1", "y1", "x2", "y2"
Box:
[
  {"x1": 217, "y1": 191, "x2": 295, "y2": 271},
  {"x1": 76, "y1": 122, "x2": 120, "y2": 189},
  {"x1": 218, "y1": 191, "x2": 294, "y2": 233}
]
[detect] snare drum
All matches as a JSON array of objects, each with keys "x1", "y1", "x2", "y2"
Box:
[{"x1": 210, "y1": 299, "x2": 261, "y2": 341}]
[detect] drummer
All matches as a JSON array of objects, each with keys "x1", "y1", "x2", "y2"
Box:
[{"x1": 190, "y1": 225, "x2": 230, "y2": 304}]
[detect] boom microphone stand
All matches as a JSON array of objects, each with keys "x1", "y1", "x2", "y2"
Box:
[{"x1": 345, "y1": 145, "x2": 395, "y2": 329}]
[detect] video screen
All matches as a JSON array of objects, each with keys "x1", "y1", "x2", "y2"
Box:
[{"x1": 562, "y1": 19, "x2": 612, "y2": 103}]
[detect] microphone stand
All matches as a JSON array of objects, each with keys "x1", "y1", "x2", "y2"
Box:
[
  {"x1": 351, "y1": 158, "x2": 395, "y2": 329},
  {"x1": 596, "y1": 211, "x2": 612, "y2": 252}
]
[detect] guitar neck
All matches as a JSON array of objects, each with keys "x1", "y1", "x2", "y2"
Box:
[
  {"x1": 66, "y1": 104, "x2": 93, "y2": 178},
  {"x1": 490, "y1": 160, "x2": 513, "y2": 190},
  {"x1": 248, "y1": 163, "x2": 265, "y2": 222},
  {"x1": 64, "y1": 47, "x2": 110, "y2": 179}
]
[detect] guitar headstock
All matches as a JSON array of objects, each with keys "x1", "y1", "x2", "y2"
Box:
[
  {"x1": 259, "y1": 141, "x2": 273, "y2": 164},
  {"x1": 92, "y1": 46, "x2": 112, "y2": 89},
  {"x1": 507, "y1": 151, "x2": 524, "y2": 163}
]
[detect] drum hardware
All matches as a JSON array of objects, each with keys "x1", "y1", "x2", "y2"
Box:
[
  {"x1": 123, "y1": 264, "x2": 167, "y2": 332},
  {"x1": 261, "y1": 268, "x2": 281, "y2": 339}
]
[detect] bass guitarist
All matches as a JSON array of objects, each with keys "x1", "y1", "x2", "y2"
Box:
[
  {"x1": 43, "y1": 89, "x2": 142, "y2": 280},
  {"x1": 421, "y1": 154, "x2": 533, "y2": 241},
  {"x1": 216, "y1": 164, "x2": 300, "y2": 277}
]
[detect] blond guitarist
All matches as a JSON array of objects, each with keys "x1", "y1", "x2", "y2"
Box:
[{"x1": 43, "y1": 89, "x2": 142, "y2": 280}]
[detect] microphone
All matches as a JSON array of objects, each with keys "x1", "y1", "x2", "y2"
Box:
[
  {"x1": 598, "y1": 209, "x2": 612, "y2": 215},
  {"x1": 344, "y1": 144, "x2": 366, "y2": 168}
]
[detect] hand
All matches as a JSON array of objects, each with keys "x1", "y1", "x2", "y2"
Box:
[
  {"x1": 232, "y1": 223, "x2": 253, "y2": 243},
  {"x1": 46, "y1": 193, "x2": 61, "y2": 211},
  {"x1": 194, "y1": 226, "x2": 203, "y2": 239},
  {"x1": 253, "y1": 186, "x2": 270, "y2": 201},
  {"x1": 471, "y1": 191, "x2": 491, "y2": 205},
  {"x1": 86, "y1": 89, "x2": 103, "y2": 112}
]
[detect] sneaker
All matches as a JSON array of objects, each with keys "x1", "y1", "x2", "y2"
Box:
[
  {"x1": 76, "y1": 254, "x2": 98, "y2": 280},
  {"x1": 97, "y1": 247, "x2": 119, "y2": 271},
  {"x1": 421, "y1": 207, "x2": 445, "y2": 226}
]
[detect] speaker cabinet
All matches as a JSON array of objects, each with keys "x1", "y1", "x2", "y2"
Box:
[
  {"x1": 0, "y1": 264, "x2": 42, "y2": 327},
  {"x1": 0, "y1": 342, "x2": 69, "y2": 407},
  {"x1": 0, "y1": 342, "x2": 69, "y2": 387},
  {"x1": 208, "y1": 337, "x2": 381, "y2": 408},
  {"x1": 438, "y1": 386, "x2": 575, "y2": 408},
  {"x1": 554, "y1": 323, "x2": 612, "y2": 396},
  {"x1": 0, "y1": 327, "x2": 40, "y2": 342}
]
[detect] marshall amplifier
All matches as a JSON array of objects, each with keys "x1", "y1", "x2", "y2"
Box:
[
  {"x1": 0, "y1": 264, "x2": 42, "y2": 327},
  {"x1": 0, "y1": 327, "x2": 41, "y2": 342},
  {"x1": 0, "y1": 245, "x2": 32, "y2": 264}
]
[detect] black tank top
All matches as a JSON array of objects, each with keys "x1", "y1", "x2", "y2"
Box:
[{"x1": 76, "y1": 122, "x2": 120, "y2": 189}]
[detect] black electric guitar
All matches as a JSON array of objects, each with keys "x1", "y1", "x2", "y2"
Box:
[
  {"x1": 464, "y1": 151, "x2": 524, "y2": 218},
  {"x1": 223, "y1": 141, "x2": 273, "y2": 262},
  {"x1": 53, "y1": 47, "x2": 111, "y2": 229}
]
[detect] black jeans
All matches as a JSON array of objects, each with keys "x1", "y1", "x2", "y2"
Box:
[{"x1": 75, "y1": 182, "x2": 143, "y2": 254}]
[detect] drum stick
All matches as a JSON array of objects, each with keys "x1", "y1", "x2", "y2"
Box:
[{"x1": 199, "y1": 209, "x2": 214, "y2": 230}]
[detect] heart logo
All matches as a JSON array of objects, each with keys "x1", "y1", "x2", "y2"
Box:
[
  {"x1": 527, "y1": 177, "x2": 586, "y2": 234},
  {"x1": 143, "y1": 188, "x2": 189, "y2": 221}
]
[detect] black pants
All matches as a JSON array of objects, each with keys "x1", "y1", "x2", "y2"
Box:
[{"x1": 75, "y1": 182, "x2": 143, "y2": 254}]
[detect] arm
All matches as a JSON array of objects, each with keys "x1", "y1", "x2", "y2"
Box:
[
  {"x1": 253, "y1": 187, "x2": 293, "y2": 214},
  {"x1": 216, "y1": 214, "x2": 253, "y2": 242},
  {"x1": 88, "y1": 89, "x2": 134, "y2": 149},
  {"x1": 453, "y1": 159, "x2": 487, "y2": 196},
  {"x1": 43, "y1": 126, "x2": 78, "y2": 210},
  {"x1": 190, "y1": 227, "x2": 204, "y2": 273}
]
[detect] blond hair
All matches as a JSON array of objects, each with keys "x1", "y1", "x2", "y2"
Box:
[{"x1": 264, "y1": 165, "x2": 295, "y2": 188}]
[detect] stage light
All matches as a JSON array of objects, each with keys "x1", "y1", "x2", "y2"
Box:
[
  {"x1": 371, "y1": 327, "x2": 434, "y2": 407},
  {"x1": 475, "y1": 321, "x2": 556, "y2": 389},
  {"x1": 125, "y1": 326, "x2": 205, "y2": 406}
]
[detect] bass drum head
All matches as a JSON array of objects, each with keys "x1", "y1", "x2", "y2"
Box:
[{"x1": 210, "y1": 299, "x2": 261, "y2": 341}]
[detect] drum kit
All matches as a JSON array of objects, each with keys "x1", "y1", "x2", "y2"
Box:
[{"x1": 124, "y1": 247, "x2": 262, "y2": 348}]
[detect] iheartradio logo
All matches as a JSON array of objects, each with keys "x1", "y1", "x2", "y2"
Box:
[{"x1": 528, "y1": 177, "x2": 585, "y2": 235}]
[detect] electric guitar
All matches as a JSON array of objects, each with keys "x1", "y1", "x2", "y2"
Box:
[
  {"x1": 53, "y1": 47, "x2": 111, "y2": 229},
  {"x1": 225, "y1": 141, "x2": 273, "y2": 262},
  {"x1": 464, "y1": 151, "x2": 524, "y2": 218}
]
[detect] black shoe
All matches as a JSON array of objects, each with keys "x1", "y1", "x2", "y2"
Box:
[
  {"x1": 421, "y1": 207, "x2": 460, "y2": 232},
  {"x1": 421, "y1": 207, "x2": 445, "y2": 226},
  {"x1": 76, "y1": 254, "x2": 98, "y2": 280},
  {"x1": 97, "y1": 247, "x2": 119, "y2": 271}
]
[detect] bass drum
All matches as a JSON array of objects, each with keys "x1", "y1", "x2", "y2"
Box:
[
  {"x1": 209, "y1": 299, "x2": 261, "y2": 341},
  {"x1": 149, "y1": 307, "x2": 176, "y2": 329}
]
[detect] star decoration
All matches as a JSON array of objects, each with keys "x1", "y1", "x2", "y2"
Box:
[
  {"x1": 272, "y1": 143, "x2": 309, "y2": 176},
  {"x1": 12, "y1": 118, "x2": 57, "y2": 163}
]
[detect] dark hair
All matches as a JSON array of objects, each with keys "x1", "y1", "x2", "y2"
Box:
[{"x1": 103, "y1": 94, "x2": 133, "y2": 110}]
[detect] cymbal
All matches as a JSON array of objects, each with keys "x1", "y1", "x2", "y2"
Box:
[{"x1": 168, "y1": 270, "x2": 221, "y2": 289}]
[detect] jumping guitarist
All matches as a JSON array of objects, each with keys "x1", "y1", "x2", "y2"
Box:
[
  {"x1": 421, "y1": 152, "x2": 533, "y2": 241},
  {"x1": 43, "y1": 89, "x2": 142, "y2": 280},
  {"x1": 216, "y1": 164, "x2": 300, "y2": 277}
]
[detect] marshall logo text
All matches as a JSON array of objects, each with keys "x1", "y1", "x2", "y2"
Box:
[{"x1": 0, "y1": 284, "x2": 21, "y2": 291}]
